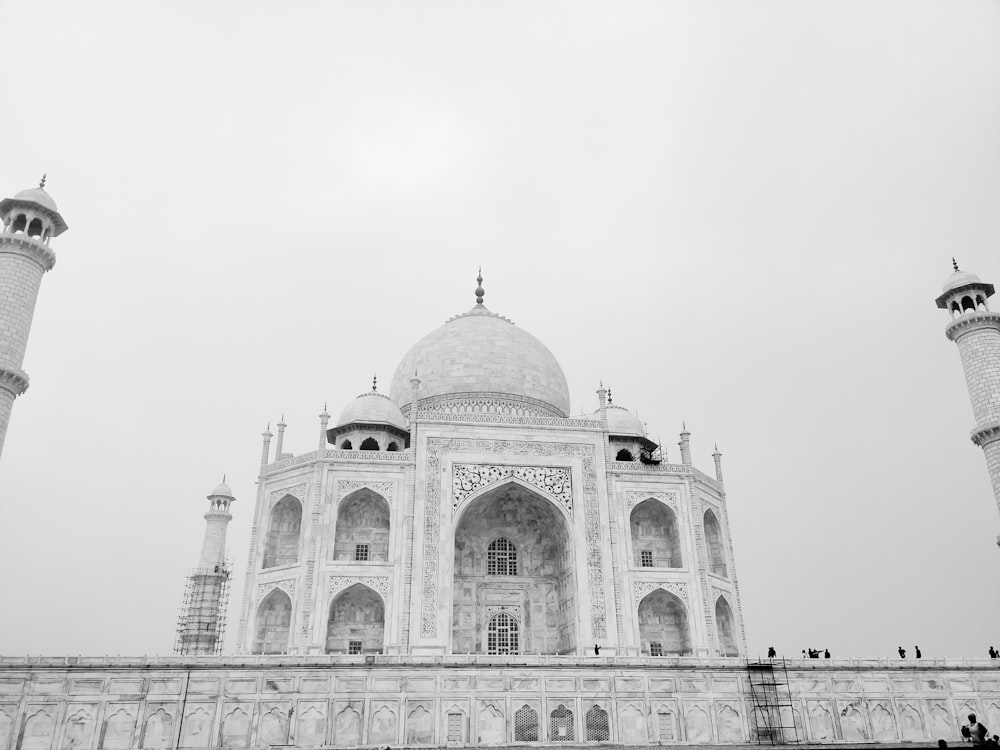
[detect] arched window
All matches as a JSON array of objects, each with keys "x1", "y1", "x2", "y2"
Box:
[
  {"x1": 340, "y1": 440, "x2": 352, "y2": 450},
  {"x1": 263, "y1": 496, "x2": 302, "y2": 568},
  {"x1": 962, "y1": 295, "x2": 975, "y2": 311},
  {"x1": 514, "y1": 706, "x2": 539, "y2": 742},
  {"x1": 638, "y1": 589, "x2": 691, "y2": 655},
  {"x1": 486, "y1": 612, "x2": 518, "y2": 654},
  {"x1": 550, "y1": 705, "x2": 574, "y2": 742},
  {"x1": 704, "y1": 510, "x2": 726, "y2": 577},
  {"x1": 11, "y1": 214, "x2": 26, "y2": 233},
  {"x1": 487, "y1": 538, "x2": 516, "y2": 575},
  {"x1": 715, "y1": 596, "x2": 739, "y2": 656},
  {"x1": 586, "y1": 706, "x2": 610, "y2": 742},
  {"x1": 951, "y1": 301, "x2": 961, "y2": 315},
  {"x1": 333, "y1": 488, "x2": 390, "y2": 562},
  {"x1": 27, "y1": 218, "x2": 43, "y2": 238},
  {"x1": 386, "y1": 441, "x2": 399, "y2": 451},
  {"x1": 616, "y1": 448, "x2": 634, "y2": 462},
  {"x1": 254, "y1": 588, "x2": 292, "y2": 654},
  {"x1": 360, "y1": 437, "x2": 379, "y2": 451},
  {"x1": 326, "y1": 583, "x2": 384, "y2": 654},
  {"x1": 630, "y1": 499, "x2": 682, "y2": 568}
]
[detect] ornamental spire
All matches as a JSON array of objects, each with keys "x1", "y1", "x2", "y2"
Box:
[
  {"x1": 39, "y1": 173, "x2": 47, "y2": 189},
  {"x1": 953, "y1": 257, "x2": 960, "y2": 272},
  {"x1": 372, "y1": 373, "x2": 378, "y2": 392},
  {"x1": 475, "y1": 268, "x2": 485, "y2": 306}
]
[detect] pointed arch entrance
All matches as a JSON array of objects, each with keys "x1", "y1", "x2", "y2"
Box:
[
  {"x1": 637, "y1": 588, "x2": 691, "y2": 655},
  {"x1": 452, "y1": 481, "x2": 577, "y2": 654},
  {"x1": 326, "y1": 583, "x2": 385, "y2": 654}
]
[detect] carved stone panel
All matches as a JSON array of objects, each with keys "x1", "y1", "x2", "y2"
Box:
[{"x1": 452, "y1": 464, "x2": 572, "y2": 513}]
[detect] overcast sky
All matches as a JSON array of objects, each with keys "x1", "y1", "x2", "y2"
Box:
[{"x1": 1, "y1": 0, "x2": 999, "y2": 659}]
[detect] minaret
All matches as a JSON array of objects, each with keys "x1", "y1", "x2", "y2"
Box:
[
  {"x1": 0, "y1": 178, "x2": 68, "y2": 462},
  {"x1": 936, "y1": 261, "x2": 1000, "y2": 547},
  {"x1": 177, "y1": 479, "x2": 235, "y2": 655}
]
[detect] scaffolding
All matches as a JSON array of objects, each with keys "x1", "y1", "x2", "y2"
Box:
[
  {"x1": 747, "y1": 659, "x2": 798, "y2": 745},
  {"x1": 175, "y1": 562, "x2": 231, "y2": 656}
]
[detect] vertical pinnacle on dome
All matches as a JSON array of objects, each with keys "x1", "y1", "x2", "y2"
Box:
[
  {"x1": 953, "y1": 257, "x2": 960, "y2": 272},
  {"x1": 372, "y1": 374, "x2": 378, "y2": 392},
  {"x1": 39, "y1": 173, "x2": 46, "y2": 189},
  {"x1": 222, "y1": 474, "x2": 226, "y2": 484},
  {"x1": 475, "y1": 268, "x2": 485, "y2": 306},
  {"x1": 607, "y1": 388, "x2": 613, "y2": 405}
]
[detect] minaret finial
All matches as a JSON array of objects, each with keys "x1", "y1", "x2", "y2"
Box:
[
  {"x1": 682, "y1": 420, "x2": 687, "y2": 431},
  {"x1": 372, "y1": 373, "x2": 378, "y2": 392},
  {"x1": 475, "y1": 268, "x2": 485, "y2": 306},
  {"x1": 222, "y1": 473, "x2": 226, "y2": 483},
  {"x1": 607, "y1": 388, "x2": 613, "y2": 405},
  {"x1": 39, "y1": 173, "x2": 46, "y2": 189},
  {"x1": 952, "y1": 257, "x2": 960, "y2": 272}
]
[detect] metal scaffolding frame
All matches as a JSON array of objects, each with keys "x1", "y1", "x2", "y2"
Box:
[
  {"x1": 747, "y1": 659, "x2": 799, "y2": 745},
  {"x1": 175, "y1": 562, "x2": 231, "y2": 656}
]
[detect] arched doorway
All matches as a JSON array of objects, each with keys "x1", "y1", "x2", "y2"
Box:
[
  {"x1": 630, "y1": 499, "x2": 682, "y2": 568},
  {"x1": 637, "y1": 589, "x2": 690, "y2": 655},
  {"x1": 715, "y1": 596, "x2": 739, "y2": 656},
  {"x1": 333, "y1": 488, "x2": 390, "y2": 562},
  {"x1": 263, "y1": 496, "x2": 302, "y2": 568},
  {"x1": 253, "y1": 588, "x2": 292, "y2": 654},
  {"x1": 704, "y1": 510, "x2": 727, "y2": 577},
  {"x1": 326, "y1": 583, "x2": 384, "y2": 654},
  {"x1": 452, "y1": 482, "x2": 576, "y2": 654}
]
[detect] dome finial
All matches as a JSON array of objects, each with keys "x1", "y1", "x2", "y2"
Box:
[
  {"x1": 475, "y1": 268, "x2": 485, "y2": 306},
  {"x1": 372, "y1": 373, "x2": 378, "y2": 392},
  {"x1": 953, "y1": 257, "x2": 960, "y2": 272},
  {"x1": 222, "y1": 473, "x2": 226, "y2": 483},
  {"x1": 607, "y1": 388, "x2": 613, "y2": 405},
  {"x1": 39, "y1": 173, "x2": 46, "y2": 189}
]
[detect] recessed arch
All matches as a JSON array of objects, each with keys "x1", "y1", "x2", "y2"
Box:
[
  {"x1": 325, "y1": 583, "x2": 384, "y2": 654},
  {"x1": 340, "y1": 439, "x2": 352, "y2": 450},
  {"x1": 27, "y1": 217, "x2": 44, "y2": 238},
  {"x1": 616, "y1": 448, "x2": 634, "y2": 461},
  {"x1": 638, "y1": 588, "x2": 691, "y2": 655},
  {"x1": 334, "y1": 488, "x2": 390, "y2": 562},
  {"x1": 452, "y1": 479, "x2": 576, "y2": 654},
  {"x1": 487, "y1": 537, "x2": 517, "y2": 575},
  {"x1": 704, "y1": 509, "x2": 727, "y2": 577},
  {"x1": 359, "y1": 437, "x2": 379, "y2": 451},
  {"x1": 630, "y1": 498, "x2": 682, "y2": 568},
  {"x1": 387, "y1": 441, "x2": 399, "y2": 451},
  {"x1": 253, "y1": 588, "x2": 292, "y2": 654},
  {"x1": 11, "y1": 214, "x2": 26, "y2": 233},
  {"x1": 715, "y1": 595, "x2": 739, "y2": 656},
  {"x1": 486, "y1": 611, "x2": 519, "y2": 654},
  {"x1": 962, "y1": 295, "x2": 975, "y2": 311},
  {"x1": 263, "y1": 495, "x2": 302, "y2": 568}
]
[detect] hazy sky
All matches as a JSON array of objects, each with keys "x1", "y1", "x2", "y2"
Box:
[{"x1": 1, "y1": 0, "x2": 998, "y2": 658}]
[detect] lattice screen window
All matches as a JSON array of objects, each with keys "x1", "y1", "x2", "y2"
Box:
[
  {"x1": 550, "y1": 705, "x2": 574, "y2": 742},
  {"x1": 657, "y1": 712, "x2": 675, "y2": 740},
  {"x1": 487, "y1": 538, "x2": 516, "y2": 575},
  {"x1": 348, "y1": 640, "x2": 362, "y2": 654},
  {"x1": 354, "y1": 544, "x2": 370, "y2": 562},
  {"x1": 640, "y1": 550, "x2": 653, "y2": 567},
  {"x1": 487, "y1": 612, "x2": 518, "y2": 655},
  {"x1": 650, "y1": 642, "x2": 663, "y2": 657},
  {"x1": 514, "y1": 706, "x2": 539, "y2": 742},
  {"x1": 446, "y1": 712, "x2": 464, "y2": 742},
  {"x1": 585, "y1": 706, "x2": 610, "y2": 741}
]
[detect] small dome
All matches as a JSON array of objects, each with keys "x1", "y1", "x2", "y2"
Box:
[
  {"x1": 13, "y1": 187, "x2": 58, "y2": 213},
  {"x1": 943, "y1": 270, "x2": 983, "y2": 293},
  {"x1": 209, "y1": 481, "x2": 234, "y2": 498},
  {"x1": 389, "y1": 307, "x2": 570, "y2": 416},
  {"x1": 601, "y1": 404, "x2": 646, "y2": 437},
  {"x1": 337, "y1": 392, "x2": 407, "y2": 430}
]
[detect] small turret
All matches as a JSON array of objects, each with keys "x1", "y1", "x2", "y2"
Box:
[{"x1": 678, "y1": 423, "x2": 692, "y2": 466}]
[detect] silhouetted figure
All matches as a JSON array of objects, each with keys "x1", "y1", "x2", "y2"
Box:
[
  {"x1": 767, "y1": 646, "x2": 776, "y2": 658},
  {"x1": 938, "y1": 740, "x2": 948, "y2": 748},
  {"x1": 824, "y1": 649, "x2": 830, "y2": 659},
  {"x1": 801, "y1": 650, "x2": 807, "y2": 659},
  {"x1": 594, "y1": 644, "x2": 600, "y2": 656},
  {"x1": 915, "y1": 645, "x2": 922, "y2": 659},
  {"x1": 898, "y1": 646, "x2": 906, "y2": 659},
  {"x1": 808, "y1": 648, "x2": 819, "y2": 659},
  {"x1": 965, "y1": 714, "x2": 988, "y2": 745},
  {"x1": 989, "y1": 646, "x2": 998, "y2": 659}
]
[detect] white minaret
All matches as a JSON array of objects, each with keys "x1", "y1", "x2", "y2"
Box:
[
  {"x1": 177, "y1": 479, "x2": 235, "y2": 655},
  {"x1": 0, "y1": 178, "x2": 68, "y2": 463},
  {"x1": 936, "y1": 261, "x2": 1000, "y2": 548}
]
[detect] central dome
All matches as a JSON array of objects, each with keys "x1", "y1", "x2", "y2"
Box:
[{"x1": 389, "y1": 306, "x2": 570, "y2": 417}]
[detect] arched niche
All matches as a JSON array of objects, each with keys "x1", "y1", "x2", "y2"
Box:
[
  {"x1": 326, "y1": 583, "x2": 384, "y2": 654},
  {"x1": 638, "y1": 589, "x2": 691, "y2": 655},
  {"x1": 263, "y1": 495, "x2": 302, "y2": 569},
  {"x1": 452, "y1": 481, "x2": 576, "y2": 655},
  {"x1": 630, "y1": 498, "x2": 682, "y2": 568},
  {"x1": 253, "y1": 588, "x2": 292, "y2": 654},
  {"x1": 703, "y1": 509, "x2": 727, "y2": 577},
  {"x1": 360, "y1": 437, "x2": 379, "y2": 451},
  {"x1": 615, "y1": 448, "x2": 634, "y2": 462},
  {"x1": 715, "y1": 596, "x2": 739, "y2": 656},
  {"x1": 333, "y1": 488, "x2": 390, "y2": 562}
]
